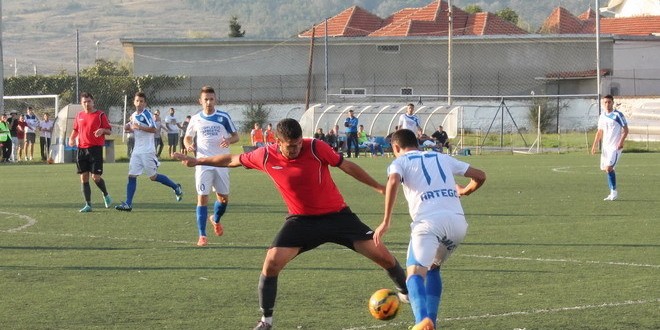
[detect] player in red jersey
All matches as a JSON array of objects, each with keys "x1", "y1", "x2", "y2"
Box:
[
  {"x1": 68, "y1": 92, "x2": 113, "y2": 212},
  {"x1": 173, "y1": 118, "x2": 408, "y2": 330}
]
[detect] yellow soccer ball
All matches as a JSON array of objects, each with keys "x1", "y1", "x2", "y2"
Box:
[{"x1": 368, "y1": 288, "x2": 400, "y2": 320}]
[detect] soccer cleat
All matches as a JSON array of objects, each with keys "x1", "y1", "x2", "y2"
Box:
[
  {"x1": 209, "y1": 216, "x2": 224, "y2": 236},
  {"x1": 115, "y1": 202, "x2": 133, "y2": 212},
  {"x1": 103, "y1": 195, "x2": 113, "y2": 208},
  {"x1": 197, "y1": 236, "x2": 208, "y2": 247},
  {"x1": 397, "y1": 291, "x2": 410, "y2": 304},
  {"x1": 79, "y1": 204, "x2": 92, "y2": 213},
  {"x1": 411, "y1": 317, "x2": 435, "y2": 330},
  {"x1": 253, "y1": 321, "x2": 272, "y2": 330},
  {"x1": 174, "y1": 184, "x2": 183, "y2": 202}
]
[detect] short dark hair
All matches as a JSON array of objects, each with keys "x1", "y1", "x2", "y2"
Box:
[
  {"x1": 603, "y1": 94, "x2": 614, "y2": 101},
  {"x1": 407, "y1": 103, "x2": 415, "y2": 108},
  {"x1": 80, "y1": 92, "x2": 94, "y2": 100},
  {"x1": 200, "y1": 86, "x2": 215, "y2": 95},
  {"x1": 391, "y1": 128, "x2": 419, "y2": 149},
  {"x1": 134, "y1": 91, "x2": 146, "y2": 100},
  {"x1": 276, "y1": 118, "x2": 302, "y2": 140}
]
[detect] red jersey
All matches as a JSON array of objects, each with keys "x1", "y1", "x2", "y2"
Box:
[
  {"x1": 264, "y1": 129, "x2": 276, "y2": 144},
  {"x1": 72, "y1": 110, "x2": 111, "y2": 148},
  {"x1": 239, "y1": 138, "x2": 346, "y2": 215}
]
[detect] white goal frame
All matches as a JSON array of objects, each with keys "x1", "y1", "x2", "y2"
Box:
[{"x1": 3, "y1": 95, "x2": 59, "y2": 115}]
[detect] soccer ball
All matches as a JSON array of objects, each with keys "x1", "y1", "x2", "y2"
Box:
[
  {"x1": 368, "y1": 289, "x2": 400, "y2": 320},
  {"x1": 47, "y1": 157, "x2": 54, "y2": 164}
]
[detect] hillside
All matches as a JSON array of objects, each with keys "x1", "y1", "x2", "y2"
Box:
[{"x1": 2, "y1": 0, "x2": 590, "y2": 76}]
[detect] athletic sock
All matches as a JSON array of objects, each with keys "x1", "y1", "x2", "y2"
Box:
[
  {"x1": 607, "y1": 171, "x2": 616, "y2": 191},
  {"x1": 385, "y1": 259, "x2": 408, "y2": 294},
  {"x1": 407, "y1": 274, "x2": 428, "y2": 323},
  {"x1": 212, "y1": 201, "x2": 228, "y2": 223},
  {"x1": 82, "y1": 182, "x2": 91, "y2": 204},
  {"x1": 126, "y1": 177, "x2": 137, "y2": 206},
  {"x1": 425, "y1": 267, "x2": 442, "y2": 326},
  {"x1": 196, "y1": 206, "x2": 208, "y2": 236},
  {"x1": 258, "y1": 274, "x2": 278, "y2": 318},
  {"x1": 154, "y1": 173, "x2": 178, "y2": 190},
  {"x1": 94, "y1": 178, "x2": 109, "y2": 196}
]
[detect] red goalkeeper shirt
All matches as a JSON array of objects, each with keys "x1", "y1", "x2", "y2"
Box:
[
  {"x1": 239, "y1": 139, "x2": 346, "y2": 215},
  {"x1": 72, "y1": 110, "x2": 111, "y2": 148}
]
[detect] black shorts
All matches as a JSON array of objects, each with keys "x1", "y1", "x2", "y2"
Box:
[
  {"x1": 25, "y1": 133, "x2": 37, "y2": 144},
  {"x1": 167, "y1": 133, "x2": 179, "y2": 146},
  {"x1": 271, "y1": 207, "x2": 374, "y2": 253},
  {"x1": 76, "y1": 146, "x2": 104, "y2": 175}
]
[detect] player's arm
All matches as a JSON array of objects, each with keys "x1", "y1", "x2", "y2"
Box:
[
  {"x1": 374, "y1": 173, "x2": 401, "y2": 246},
  {"x1": 183, "y1": 135, "x2": 195, "y2": 152},
  {"x1": 132, "y1": 122, "x2": 156, "y2": 133},
  {"x1": 227, "y1": 132, "x2": 240, "y2": 145},
  {"x1": 337, "y1": 160, "x2": 385, "y2": 194},
  {"x1": 457, "y1": 166, "x2": 486, "y2": 197},
  {"x1": 591, "y1": 129, "x2": 603, "y2": 154},
  {"x1": 68, "y1": 129, "x2": 79, "y2": 147},
  {"x1": 618, "y1": 125, "x2": 629, "y2": 150},
  {"x1": 172, "y1": 152, "x2": 242, "y2": 168}
]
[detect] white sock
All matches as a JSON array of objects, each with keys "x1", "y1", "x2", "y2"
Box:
[{"x1": 261, "y1": 316, "x2": 273, "y2": 324}]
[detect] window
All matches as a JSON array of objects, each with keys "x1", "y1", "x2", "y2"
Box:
[
  {"x1": 340, "y1": 88, "x2": 366, "y2": 96},
  {"x1": 377, "y1": 45, "x2": 400, "y2": 53},
  {"x1": 401, "y1": 88, "x2": 413, "y2": 95}
]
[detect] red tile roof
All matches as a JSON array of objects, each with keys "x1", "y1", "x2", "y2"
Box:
[
  {"x1": 301, "y1": 0, "x2": 526, "y2": 38},
  {"x1": 540, "y1": 6, "x2": 660, "y2": 36}
]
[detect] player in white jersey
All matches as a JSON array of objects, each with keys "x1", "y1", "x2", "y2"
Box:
[
  {"x1": 374, "y1": 128, "x2": 485, "y2": 330},
  {"x1": 115, "y1": 92, "x2": 183, "y2": 212},
  {"x1": 398, "y1": 103, "x2": 422, "y2": 133},
  {"x1": 184, "y1": 86, "x2": 239, "y2": 247},
  {"x1": 591, "y1": 95, "x2": 629, "y2": 201}
]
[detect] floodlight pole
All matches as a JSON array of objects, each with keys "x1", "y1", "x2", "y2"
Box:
[
  {"x1": 595, "y1": 0, "x2": 601, "y2": 114},
  {"x1": 76, "y1": 29, "x2": 80, "y2": 103},
  {"x1": 0, "y1": 0, "x2": 4, "y2": 114},
  {"x1": 324, "y1": 18, "x2": 329, "y2": 104},
  {"x1": 447, "y1": 0, "x2": 453, "y2": 106}
]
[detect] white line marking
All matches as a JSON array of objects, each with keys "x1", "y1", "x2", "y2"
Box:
[
  {"x1": 461, "y1": 254, "x2": 660, "y2": 268},
  {"x1": 0, "y1": 211, "x2": 37, "y2": 233},
  {"x1": 342, "y1": 299, "x2": 660, "y2": 330}
]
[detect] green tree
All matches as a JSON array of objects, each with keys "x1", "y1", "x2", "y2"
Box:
[
  {"x1": 229, "y1": 15, "x2": 245, "y2": 37},
  {"x1": 464, "y1": 4, "x2": 483, "y2": 14},
  {"x1": 496, "y1": 7, "x2": 519, "y2": 25},
  {"x1": 240, "y1": 103, "x2": 270, "y2": 133}
]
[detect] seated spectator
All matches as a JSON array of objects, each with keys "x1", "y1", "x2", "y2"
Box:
[
  {"x1": 431, "y1": 125, "x2": 452, "y2": 154},
  {"x1": 325, "y1": 128, "x2": 339, "y2": 152},
  {"x1": 417, "y1": 129, "x2": 437, "y2": 150},
  {"x1": 385, "y1": 125, "x2": 399, "y2": 145},
  {"x1": 313, "y1": 127, "x2": 327, "y2": 142},
  {"x1": 358, "y1": 125, "x2": 383, "y2": 156}
]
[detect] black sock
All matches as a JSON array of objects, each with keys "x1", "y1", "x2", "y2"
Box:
[
  {"x1": 94, "y1": 178, "x2": 109, "y2": 196},
  {"x1": 82, "y1": 182, "x2": 91, "y2": 204},
  {"x1": 258, "y1": 274, "x2": 278, "y2": 317},
  {"x1": 386, "y1": 259, "x2": 408, "y2": 294}
]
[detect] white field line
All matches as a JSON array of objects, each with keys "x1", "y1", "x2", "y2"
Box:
[
  {"x1": 342, "y1": 299, "x2": 660, "y2": 330},
  {"x1": 461, "y1": 253, "x2": 660, "y2": 269},
  {"x1": 0, "y1": 211, "x2": 37, "y2": 233}
]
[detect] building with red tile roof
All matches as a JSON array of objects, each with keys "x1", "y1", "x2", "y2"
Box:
[{"x1": 539, "y1": 6, "x2": 660, "y2": 36}]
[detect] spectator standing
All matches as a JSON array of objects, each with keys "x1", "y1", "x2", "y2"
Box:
[
  {"x1": 0, "y1": 114, "x2": 12, "y2": 162},
  {"x1": 179, "y1": 115, "x2": 191, "y2": 156},
  {"x1": 153, "y1": 110, "x2": 165, "y2": 158},
  {"x1": 264, "y1": 123, "x2": 276, "y2": 145},
  {"x1": 7, "y1": 111, "x2": 19, "y2": 162},
  {"x1": 15, "y1": 114, "x2": 27, "y2": 161},
  {"x1": 251, "y1": 123, "x2": 265, "y2": 147},
  {"x1": 164, "y1": 107, "x2": 181, "y2": 157},
  {"x1": 24, "y1": 107, "x2": 40, "y2": 161},
  {"x1": 344, "y1": 109, "x2": 359, "y2": 158},
  {"x1": 38, "y1": 113, "x2": 54, "y2": 161}
]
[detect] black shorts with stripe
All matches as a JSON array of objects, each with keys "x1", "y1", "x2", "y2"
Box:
[
  {"x1": 271, "y1": 207, "x2": 374, "y2": 253},
  {"x1": 76, "y1": 146, "x2": 104, "y2": 175}
]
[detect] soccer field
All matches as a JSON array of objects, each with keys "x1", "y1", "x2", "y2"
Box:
[{"x1": 1, "y1": 152, "x2": 658, "y2": 329}]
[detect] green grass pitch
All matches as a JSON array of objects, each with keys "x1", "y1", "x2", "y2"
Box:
[{"x1": 0, "y1": 152, "x2": 658, "y2": 329}]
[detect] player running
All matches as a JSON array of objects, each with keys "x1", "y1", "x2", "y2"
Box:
[
  {"x1": 183, "y1": 86, "x2": 239, "y2": 246},
  {"x1": 173, "y1": 118, "x2": 409, "y2": 330},
  {"x1": 115, "y1": 92, "x2": 183, "y2": 212},
  {"x1": 374, "y1": 128, "x2": 486, "y2": 330}
]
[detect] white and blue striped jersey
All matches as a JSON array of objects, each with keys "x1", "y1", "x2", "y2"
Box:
[
  {"x1": 185, "y1": 109, "x2": 237, "y2": 159},
  {"x1": 398, "y1": 113, "x2": 421, "y2": 132},
  {"x1": 597, "y1": 110, "x2": 627, "y2": 151},
  {"x1": 387, "y1": 150, "x2": 469, "y2": 222},
  {"x1": 131, "y1": 109, "x2": 156, "y2": 154}
]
